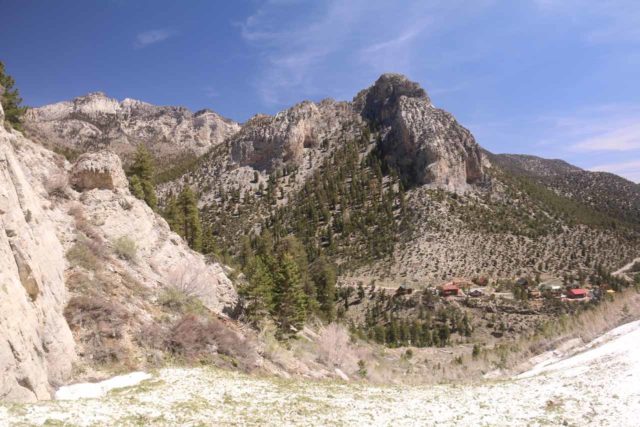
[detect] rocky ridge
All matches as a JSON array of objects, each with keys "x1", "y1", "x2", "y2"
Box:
[{"x1": 162, "y1": 74, "x2": 639, "y2": 286}]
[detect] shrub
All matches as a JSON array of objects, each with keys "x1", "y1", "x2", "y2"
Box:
[
  {"x1": 168, "y1": 263, "x2": 211, "y2": 299},
  {"x1": 472, "y1": 344, "x2": 481, "y2": 359},
  {"x1": 68, "y1": 203, "x2": 104, "y2": 243},
  {"x1": 316, "y1": 323, "x2": 350, "y2": 367},
  {"x1": 67, "y1": 238, "x2": 101, "y2": 270},
  {"x1": 46, "y1": 173, "x2": 69, "y2": 198},
  {"x1": 158, "y1": 286, "x2": 206, "y2": 315},
  {"x1": 64, "y1": 295, "x2": 130, "y2": 365},
  {"x1": 166, "y1": 314, "x2": 257, "y2": 367},
  {"x1": 357, "y1": 359, "x2": 368, "y2": 378},
  {"x1": 114, "y1": 236, "x2": 137, "y2": 261}
]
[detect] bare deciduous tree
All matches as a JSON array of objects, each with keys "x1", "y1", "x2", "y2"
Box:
[{"x1": 168, "y1": 262, "x2": 212, "y2": 300}]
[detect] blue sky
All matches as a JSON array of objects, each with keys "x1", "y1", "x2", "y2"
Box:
[{"x1": 1, "y1": 0, "x2": 639, "y2": 182}]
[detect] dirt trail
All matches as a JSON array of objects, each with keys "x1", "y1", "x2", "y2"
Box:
[{"x1": 613, "y1": 257, "x2": 640, "y2": 279}]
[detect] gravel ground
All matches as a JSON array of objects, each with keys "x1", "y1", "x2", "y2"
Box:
[{"x1": 2, "y1": 321, "x2": 639, "y2": 426}]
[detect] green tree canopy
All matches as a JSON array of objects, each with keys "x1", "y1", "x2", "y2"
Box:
[
  {"x1": 177, "y1": 186, "x2": 203, "y2": 252},
  {"x1": 0, "y1": 61, "x2": 27, "y2": 131},
  {"x1": 128, "y1": 145, "x2": 157, "y2": 210}
]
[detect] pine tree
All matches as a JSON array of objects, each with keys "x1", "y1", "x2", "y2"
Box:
[
  {"x1": 128, "y1": 145, "x2": 157, "y2": 210},
  {"x1": 240, "y1": 256, "x2": 275, "y2": 322},
  {"x1": 129, "y1": 175, "x2": 145, "y2": 200},
  {"x1": 177, "y1": 187, "x2": 203, "y2": 251},
  {"x1": 273, "y1": 253, "x2": 307, "y2": 332},
  {"x1": 310, "y1": 255, "x2": 337, "y2": 321},
  {"x1": 438, "y1": 323, "x2": 451, "y2": 347},
  {"x1": 201, "y1": 225, "x2": 218, "y2": 255},
  {"x1": 141, "y1": 179, "x2": 158, "y2": 210},
  {"x1": 163, "y1": 195, "x2": 183, "y2": 232},
  {"x1": 0, "y1": 61, "x2": 27, "y2": 131}
]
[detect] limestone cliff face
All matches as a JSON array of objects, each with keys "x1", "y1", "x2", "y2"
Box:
[
  {"x1": 23, "y1": 92, "x2": 240, "y2": 165},
  {"x1": 354, "y1": 73, "x2": 484, "y2": 190},
  {"x1": 0, "y1": 102, "x2": 76, "y2": 402}
]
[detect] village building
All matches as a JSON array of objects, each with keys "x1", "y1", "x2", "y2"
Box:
[
  {"x1": 538, "y1": 278, "x2": 564, "y2": 298},
  {"x1": 439, "y1": 283, "x2": 461, "y2": 297},
  {"x1": 566, "y1": 288, "x2": 588, "y2": 300}
]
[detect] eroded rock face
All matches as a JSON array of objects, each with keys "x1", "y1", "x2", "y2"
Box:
[
  {"x1": 70, "y1": 151, "x2": 128, "y2": 191},
  {"x1": 0, "y1": 113, "x2": 76, "y2": 402},
  {"x1": 354, "y1": 73, "x2": 484, "y2": 190},
  {"x1": 23, "y1": 92, "x2": 240, "y2": 165}
]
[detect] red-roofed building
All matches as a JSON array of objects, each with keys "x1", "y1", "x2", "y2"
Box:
[
  {"x1": 566, "y1": 288, "x2": 588, "y2": 299},
  {"x1": 440, "y1": 283, "x2": 460, "y2": 297}
]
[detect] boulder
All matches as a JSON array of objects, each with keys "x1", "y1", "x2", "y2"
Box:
[{"x1": 70, "y1": 151, "x2": 128, "y2": 191}]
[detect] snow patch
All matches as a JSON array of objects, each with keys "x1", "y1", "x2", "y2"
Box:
[{"x1": 55, "y1": 372, "x2": 152, "y2": 400}]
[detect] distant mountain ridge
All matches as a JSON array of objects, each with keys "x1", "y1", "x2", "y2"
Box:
[
  {"x1": 487, "y1": 151, "x2": 640, "y2": 227},
  {"x1": 23, "y1": 91, "x2": 240, "y2": 169}
]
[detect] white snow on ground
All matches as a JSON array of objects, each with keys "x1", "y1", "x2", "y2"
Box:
[
  {"x1": 55, "y1": 372, "x2": 152, "y2": 400},
  {"x1": 518, "y1": 320, "x2": 640, "y2": 379},
  {"x1": 1, "y1": 321, "x2": 640, "y2": 426}
]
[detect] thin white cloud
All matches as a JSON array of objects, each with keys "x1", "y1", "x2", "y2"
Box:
[
  {"x1": 537, "y1": 105, "x2": 640, "y2": 153},
  {"x1": 571, "y1": 123, "x2": 640, "y2": 152},
  {"x1": 134, "y1": 29, "x2": 175, "y2": 49},
  {"x1": 358, "y1": 18, "x2": 431, "y2": 73},
  {"x1": 361, "y1": 24, "x2": 427, "y2": 55},
  {"x1": 468, "y1": 104, "x2": 640, "y2": 183},
  {"x1": 239, "y1": 0, "x2": 493, "y2": 106},
  {"x1": 591, "y1": 159, "x2": 640, "y2": 183}
]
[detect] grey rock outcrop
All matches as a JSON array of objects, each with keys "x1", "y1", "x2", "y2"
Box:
[
  {"x1": 354, "y1": 73, "x2": 484, "y2": 190},
  {"x1": 23, "y1": 92, "x2": 240, "y2": 166},
  {"x1": 70, "y1": 151, "x2": 128, "y2": 191}
]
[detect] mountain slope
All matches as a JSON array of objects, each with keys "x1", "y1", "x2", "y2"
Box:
[{"x1": 488, "y1": 152, "x2": 640, "y2": 227}]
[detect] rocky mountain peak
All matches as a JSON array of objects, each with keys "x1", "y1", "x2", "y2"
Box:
[
  {"x1": 354, "y1": 73, "x2": 430, "y2": 124},
  {"x1": 352, "y1": 74, "x2": 482, "y2": 190}
]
